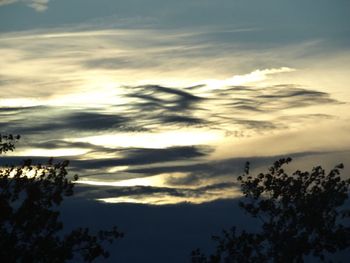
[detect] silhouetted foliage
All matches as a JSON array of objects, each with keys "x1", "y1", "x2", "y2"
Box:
[
  {"x1": 192, "y1": 158, "x2": 350, "y2": 263},
  {"x1": 0, "y1": 134, "x2": 20, "y2": 154},
  {"x1": 0, "y1": 134, "x2": 123, "y2": 262}
]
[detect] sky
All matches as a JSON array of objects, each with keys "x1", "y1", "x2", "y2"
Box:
[{"x1": 1, "y1": 0, "x2": 350, "y2": 261}]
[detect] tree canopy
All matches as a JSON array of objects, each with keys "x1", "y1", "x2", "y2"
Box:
[
  {"x1": 0, "y1": 134, "x2": 123, "y2": 262},
  {"x1": 192, "y1": 158, "x2": 350, "y2": 263},
  {"x1": 2, "y1": 133, "x2": 350, "y2": 262}
]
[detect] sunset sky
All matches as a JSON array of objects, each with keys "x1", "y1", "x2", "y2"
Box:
[{"x1": 1, "y1": 1, "x2": 350, "y2": 261}]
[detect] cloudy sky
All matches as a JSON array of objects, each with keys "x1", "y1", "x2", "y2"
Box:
[
  {"x1": 1, "y1": 1, "x2": 350, "y2": 261},
  {"x1": 1, "y1": 0, "x2": 350, "y2": 204}
]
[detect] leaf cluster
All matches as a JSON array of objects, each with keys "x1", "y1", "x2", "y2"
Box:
[
  {"x1": 0, "y1": 135, "x2": 123, "y2": 262},
  {"x1": 192, "y1": 158, "x2": 350, "y2": 263},
  {"x1": 0, "y1": 134, "x2": 20, "y2": 154}
]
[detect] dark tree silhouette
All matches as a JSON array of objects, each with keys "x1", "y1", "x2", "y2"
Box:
[
  {"x1": 192, "y1": 158, "x2": 350, "y2": 263},
  {"x1": 0, "y1": 134, "x2": 123, "y2": 262}
]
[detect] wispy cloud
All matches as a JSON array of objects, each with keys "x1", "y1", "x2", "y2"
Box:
[
  {"x1": 0, "y1": 0, "x2": 17, "y2": 6},
  {"x1": 0, "y1": 0, "x2": 49, "y2": 12},
  {"x1": 74, "y1": 182, "x2": 240, "y2": 205},
  {"x1": 26, "y1": 0, "x2": 49, "y2": 12},
  {"x1": 201, "y1": 67, "x2": 295, "y2": 89},
  {"x1": 1, "y1": 26, "x2": 350, "y2": 204}
]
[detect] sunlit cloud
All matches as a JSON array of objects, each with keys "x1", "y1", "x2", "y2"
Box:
[
  {"x1": 76, "y1": 174, "x2": 164, "y2": 188},
  {"x1": 97, "y1": 195, "x2": 231, "y2": 205},
  {"x1": 0, "y1": 98, "x2": 42, "y2": 107},
  {"x1": 12, "y1": 147, "x2": 89, "y2": 157},
  {"x1": 1, "y1": 24, "x2": 350, "y2": 204},
  {"x1": 76, "y1": 172, "x2": 194, "y2": 188},
  {"x1": 202, "y1": 67, "x2": 295, "y2": 90},
  {"x1": 86, "y1": 182, "x2": 242, "y2": 205},
  {"x1": 68, "y1": 129, "x2": 223, "y2": 149},
  {"x1": 107, "y1": 166, "x2": 130, "y2": 173}
]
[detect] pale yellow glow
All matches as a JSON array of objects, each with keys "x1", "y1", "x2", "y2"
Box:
[
  {"x1": 76, "y1": 172, "x2": 192, "y2": 188},
  {"x1": 98, "y1": 188, "x2": 241, "y2": 205},
  {"x1": 13, "y1": 148, "x2": 88, "y2": 157},
  {"x1": 46, "y1": 79, "x2": 127, "y2": 107},
  {"x1": 76, "y1": 175, "x2": 164, "y2": 187},
  {"x1": 98, "y1": 196, "x2": 201, "y2": 205},
  {"x1": 0, "y1": 98, "x2": 41, "y2": 107},
  {"x1": 107, "y1": 166, "x2": 130, "y2": 173},
  {"x1": 211, "y1": 120, "x2": 350, "y2": 161},
  {"x1": 0, "y1": 29, "x2": 148, "y2": 41},
  {"x1": 68, "y1": 129, "x2": 223, "y2": 149}
]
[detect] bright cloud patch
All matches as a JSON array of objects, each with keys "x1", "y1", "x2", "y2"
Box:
[{"x1": 202, "y1": 67, "x2": 295, "y2": 90}]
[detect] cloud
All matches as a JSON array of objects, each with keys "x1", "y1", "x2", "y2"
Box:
[
  {"x1": 126, "y1": 85, "x2": 203, "y2": 112},
  {"x1": 0, "y1": 0, "x2": 17, "y2": 6},
  {"x1": 125, "y1": 149, "x2": 350, "y2": 187},
  {"x1": 72, "y1": 180, "x2": 242, "y2": 205},
  {"x1": 125, "y1": 155, "x2": 275, "y2": 186},
  {"x1": 84, "y1": 57, "x2": 160, "y2": 70},
  {"x1": 74, "y1": 181, "x2": 238, "y2": 200},
  {"x1": 0, "y1": 82, "x2": 341, "y2": 154},
  {"x1": 0, "y1": 107, "x2": 143, "y2": 136},
  {"x1": 71, "y1": 146, "x2": 211, "y2": 170},
  {"x1": 70, "y1": 149, "x2": 350, "y2": 205},
  {"x1": 0, "y1": 143, "x2": 211, "y2": 174},
  {"x1": 2, "y1": 147, "x2": 350, "y2": 204},
  {"x1": 26, "y1": 0, "x2": 49, "y2": 12},
  {"x1": 202, "y1": 67, "x2": 295, "y2": 88},
  {"x1": 0, "y1": 26, "x2": 349, "y2": 205},
  {"x1": 0, "y1": 0, "x2": 49, "y2": 12},
  {"x1": 222, "y1": 85, "x2": 341, "y2": 114}
]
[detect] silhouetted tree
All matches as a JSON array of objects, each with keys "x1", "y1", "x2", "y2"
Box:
[
  {"x1": 0, "y1": 134, "x2": 123, "y2": 262},
  {"x1": 192, "y1": 158, "x2": 350, "y2": 263}
]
